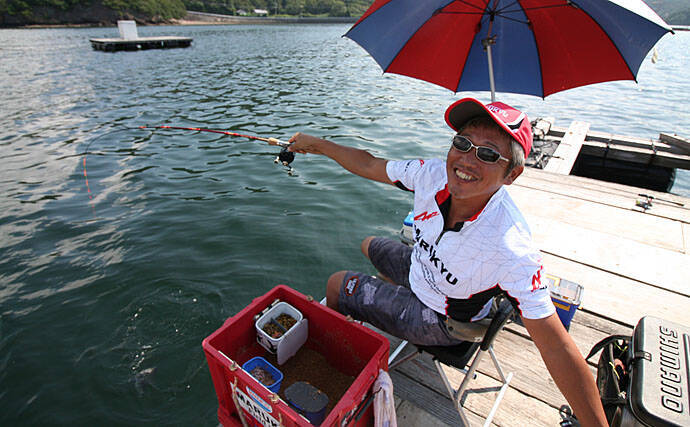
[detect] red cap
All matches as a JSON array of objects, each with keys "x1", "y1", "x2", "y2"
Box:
[{"x1": 445, "y1": 98, "x2": 532, "y2": 159}]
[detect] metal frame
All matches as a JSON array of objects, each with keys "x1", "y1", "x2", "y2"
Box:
[{"x1": 388, "y1": 299, "x2": 515, "y2": 426}]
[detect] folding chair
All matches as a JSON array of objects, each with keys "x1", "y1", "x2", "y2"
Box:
[{"x1": 388, "y1": 296, "x2": 515, "y2": 426}]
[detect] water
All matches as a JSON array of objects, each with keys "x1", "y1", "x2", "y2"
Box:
[{"x1": 0, "y1": 24, "x2": 688, "y2": 425}]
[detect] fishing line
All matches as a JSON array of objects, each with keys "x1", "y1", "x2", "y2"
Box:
[
  {"x1": 137, "y1": 125, "x2": 295, "y2": 168},
  {"x1": 81, "y1": 125, "x2": 295, "y2": 206},
  {"x1": 82, "y1": 126, "x2": 142, "y2": 202}
]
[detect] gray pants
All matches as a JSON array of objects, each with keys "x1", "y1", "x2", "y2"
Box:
[{"x1": 337, "y1": 237, "x2": 463, "y2": 346}]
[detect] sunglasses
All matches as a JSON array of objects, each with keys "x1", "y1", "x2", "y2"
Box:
[{"x1": 451, "y1": 135, "x2": 510, "y2": 164}]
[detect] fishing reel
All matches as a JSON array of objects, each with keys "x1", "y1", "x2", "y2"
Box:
[{"x1": 274, "y1": 146, "x2": 296, "y2": 174}]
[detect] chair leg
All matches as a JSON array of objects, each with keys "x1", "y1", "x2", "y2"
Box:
[
  {"x1": 433, "y1": 358, "x2": 474, "y2": 426},
  {"x1": 482, "y1": 371, "x2": 513, "y2": 427},
  {"x1": 388, "y1": 340, "x2": 409, "y2": 366},
  {"x1": 434, "y1": 344, "x2": 513, "y2": 427},
  {"x1": 489, "y1": 347, "x2": 508, "y2": 383},
  {"x1": 389, "y1": 344, "x2": 419, "y2": 370}
]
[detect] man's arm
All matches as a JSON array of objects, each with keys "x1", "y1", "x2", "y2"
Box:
[
  {"x1": 522, "y1": 314, "x2": 607, "y2": 427},
  {"x1": 287, "y1": 132, "x2": 393, "y2": 185}
]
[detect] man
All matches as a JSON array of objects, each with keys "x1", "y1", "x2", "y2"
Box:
[{"x1": 287, "y1": 98, "x2": 607, "y2": 426}]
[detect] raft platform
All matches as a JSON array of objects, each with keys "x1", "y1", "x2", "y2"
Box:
[
  {"x1": 89, "y1": 36, "x2": 192, "y2": 52},
  {"x1": 529, "y1": 118, "x2": 690, "y2": 192},
  {"x1": 89, "y1": 20, "x2": 192, "y2": 52}
]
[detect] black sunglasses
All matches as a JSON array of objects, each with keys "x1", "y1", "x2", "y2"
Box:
[{"x1": 451, "y1": 135, "x2": 510, "y2": 164}]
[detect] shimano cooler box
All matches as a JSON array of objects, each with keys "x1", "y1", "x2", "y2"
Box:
[{"x1": 623, "y1": 316, "x2": 690, "y2": 427}]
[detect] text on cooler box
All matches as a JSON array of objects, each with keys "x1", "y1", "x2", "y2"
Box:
[{"x1": 229, "y1": 381, "x2": 281, "y2": 427}]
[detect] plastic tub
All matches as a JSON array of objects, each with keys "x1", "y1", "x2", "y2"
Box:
[
  {"x1": 255, "y1": 301, "x2": 303, "y2": 354},
  {"x1": 399, "y1": 211, "x2": 415, "y2": 246},
  {"x1": 285, "y1": 382, "x2": 329, "y2": 426},
  {"x1": 242, "y1": 356, "x2": 283, "y2": 393},
  {"x1": 546, "y1": 274, "x2": 583, "y2": 330}
]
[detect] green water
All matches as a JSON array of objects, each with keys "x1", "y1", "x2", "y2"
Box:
[{"x1": 1, "y1": 24, "x2": 689, "y2": 425}]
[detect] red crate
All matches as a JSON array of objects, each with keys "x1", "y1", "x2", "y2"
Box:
[{"x1": 203, "y1": 285, "x2": 389, "y2": 427}]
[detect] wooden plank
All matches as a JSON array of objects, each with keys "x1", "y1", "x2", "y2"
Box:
[
  {"x1": 390, "y1": 369, "x2": 473, "y2": 426},
  {"x1": 542, "y1": 253, "x2": 690, "y2": 327},
  {"x1": 395, "y1": 399, "x2": 464, "y2": 427},
  {"x1": 517, "y1": 169, "x2": 690, "y2": 224},
  {"x1": 684, "y1": 223, "x2": 690, "y2": 254},
  {"x1": 509, "y1": 185, "x2": 686, "y2": 252},
  {"x1": 529, "y1": 215, "x2": 690, "y2": 297},
  {"x1": 659, "y1": 133, "x2": 690, "y2": 154},
  {"x1": 550, "y1": 126, "x2": 676, "y2": 153},
  {"x1": 568, "y1": 309, "x2": 633, "y2": 338},
  {"x1": 523, "y1": 163, "x2": 690, "y2": 205},
  {"x1": 439, "y1": 361, "x2": 564, "y2": 427},
  {"x1": 543, "y1": 121, "x2": 590, "y2": 174},
  {"x1": 505, "y1": 310, "x2": 633, "y2": 366}
]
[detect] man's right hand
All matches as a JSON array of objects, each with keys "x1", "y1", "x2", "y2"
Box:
[
  {"x1": 286, "y1": 132, "x2": 393, "y2": 185},
  {"x1": 287, "y1": 132, "x2": 329, "y2": 155}
]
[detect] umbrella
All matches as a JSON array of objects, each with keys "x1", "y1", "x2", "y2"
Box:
[{"x1": 344, "y1": 0, "x2": 672, "y2": 101}]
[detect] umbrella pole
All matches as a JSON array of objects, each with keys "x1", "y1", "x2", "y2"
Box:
[
  {"x1": 484, "y1": 1, "x2": 498, "y2": 103},
  {"x1": 486, "y1": 43, "x2": 496, "y2": 103}
]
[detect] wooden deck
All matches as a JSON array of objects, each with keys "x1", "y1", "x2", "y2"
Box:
[{"x1": 383, "y1": 167, "x2": 690, "y2": 426}]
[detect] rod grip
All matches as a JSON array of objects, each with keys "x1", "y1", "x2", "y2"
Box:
[{"x1": 267, "y1": 137, "x2": 289, "y2": 147}]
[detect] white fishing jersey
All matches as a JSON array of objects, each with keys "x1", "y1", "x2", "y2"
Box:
[{"x1": 386, "y1": 158, "x2": 555, "y2": 321}]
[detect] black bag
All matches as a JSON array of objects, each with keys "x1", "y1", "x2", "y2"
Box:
[
  {"x1": 586, "y1": 334, "x2": 632, "y2": 423},
  {"x1": 586, "y1": 317, "x2": 690, "y2": 427}
]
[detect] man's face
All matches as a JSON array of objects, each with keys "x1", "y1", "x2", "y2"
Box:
[{"x1": 445, "y1": 123, "x2": 522, "y2": 205}]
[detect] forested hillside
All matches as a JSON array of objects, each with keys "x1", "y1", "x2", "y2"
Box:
[
  {"x1": 0, "y1": 0, "x2": 369, "y2": 26},
  {"x1": 0, "y1": 0, "x2": 186, "y2": 26},
  {"x1": 183, "y1": 0, "x2": 372, "y2": 17},
  {"x1": 1, "y1": 0, "x2": 688, "y2": 28}
]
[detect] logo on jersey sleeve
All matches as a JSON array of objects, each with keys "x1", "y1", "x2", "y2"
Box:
[
  {"x1": 414, "y1": 211, "x2": 439, "y2": 222},
  {"x1": 531, "y1": 266, "x2": 547, "y2": 292}
]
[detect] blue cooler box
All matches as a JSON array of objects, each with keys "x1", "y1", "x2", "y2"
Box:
[
  {"x1": 399, "y1": 211, "x2": 415, "y2": 246},
  {"x1": 545, "y1": 274, "x2": 583, "y2": 330}
]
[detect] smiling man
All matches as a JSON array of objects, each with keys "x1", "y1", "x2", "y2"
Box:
[{"x1": 287, "y1": 98, "x2": 607, "y2": 426}]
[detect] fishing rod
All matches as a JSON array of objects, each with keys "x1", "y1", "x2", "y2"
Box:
[
  {"x1": 139, "y1": 125, "x2": 289, "y2": 147},
  {"x1": 138, "y1": 125, "x2": 296, "y2": 167}
]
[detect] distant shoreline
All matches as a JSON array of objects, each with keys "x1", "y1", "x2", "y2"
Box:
[
  {"x1": 6, "y1": 11, "x2": 688, "y2": 30},
  {"x1": 2, "y1": 11, "x2": 358, "y2": 29},
  {"x1": 179, "y1": 11, "x2": 357, "y2": 25}
]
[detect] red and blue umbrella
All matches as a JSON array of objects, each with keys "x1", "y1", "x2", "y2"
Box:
[{"x1": 345, "y1": 0, "x2": 672, "y2": 100}]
